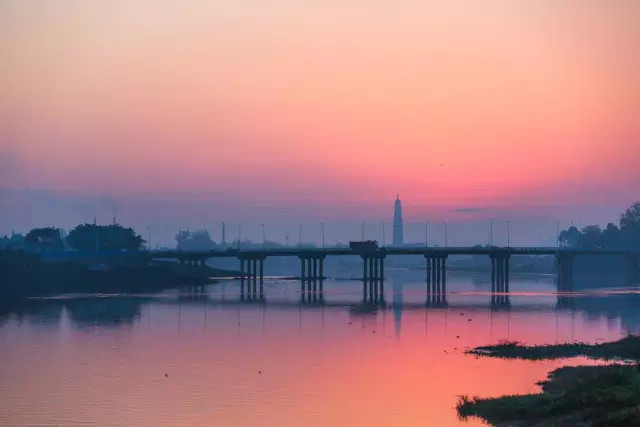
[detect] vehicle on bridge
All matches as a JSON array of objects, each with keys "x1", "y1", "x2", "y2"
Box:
[{"x1": 349, "y1": 240, "x2": 379, "y2": 253}]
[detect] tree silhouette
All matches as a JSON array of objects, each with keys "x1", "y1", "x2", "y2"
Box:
[
  {"x1": 174, "y1": 230, "x2": 215, "y2": 251},
  {"x1": 66, "y1": 224, "x2": 144, "y2": 252},
  {"x1": 558, "y1": 202, "x2": 640, "y2": 249},
  {"x1": 0, "y1": 233, "x2": 26, "y2": 251},
  {"x1": 24, "y1": 227, "x2": 65, "y2": 252},
  {"x1": 559, "y1": 226, "x2": 581, "y2": 248},
  {"x1": 620, "y1": 202, "x2": 640, "y2": 248},
  {"x1": 175, "y1": 230, "x2": 191, "y2": 250},
  {"x1": 602, "y1": 223, "x2": 623, "y2": 248},
  {"x1": 580, "y1": 225, "x2": 602, "y2": 248}
]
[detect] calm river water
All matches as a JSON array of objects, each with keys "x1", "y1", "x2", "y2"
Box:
[{"x1": 1, "y1": 271, "x2": 639, "y2": 426}]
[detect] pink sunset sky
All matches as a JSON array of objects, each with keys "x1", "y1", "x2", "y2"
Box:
[{"x1": 1, "y1": 1, "x2": 638, "y2": 245}]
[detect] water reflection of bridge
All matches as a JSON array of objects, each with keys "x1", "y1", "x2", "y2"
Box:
[
  {"x1": 229, "y1": 274, "x2": 551, "y2": 310},
  {"x1": 172, "y1": 288, "x2": 566, "y2": 312},
  {"x1": 159, "y1": 288, "x2": 640, "y2": 337},
  {"x1": 8, "y1": 290, "x2": 640, "y2": 340}
]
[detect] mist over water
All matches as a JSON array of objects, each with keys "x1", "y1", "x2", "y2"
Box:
[{"x1": 1, "y1": 271, "x2": 638, "y2": 426}]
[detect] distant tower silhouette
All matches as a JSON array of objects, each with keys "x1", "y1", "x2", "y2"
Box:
[
  {"x1": 221, "y1": 222, "x2": 226, "y2": 245},
  {"x1": 393, "y1": 195, "x2": 404, "y2": 246}
]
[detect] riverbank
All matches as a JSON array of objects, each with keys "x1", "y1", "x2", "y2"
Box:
[
  {"x1": 458, "y1": 336, "x2": 640, "y2": 426},
  {"x1": 468, "y1": 335, "x2": 640, "y2": 360},
  {"x1": 0, "y1": 250, "x2": 238, "y2": 311}
]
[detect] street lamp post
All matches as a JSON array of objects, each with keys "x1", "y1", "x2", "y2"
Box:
[
  {"x1": 445, "y1": 222, "x2": 448, "y2": 247},
  {"x1": 556, "y1": 220, "x2": 560, "y2": 249},
  {"x1": 505, "y1": 221, "x2": 511, "y2": 247},
  {"x1": 380, "y1": 222, "x2": 385, "y2": 247},
  {"x1": 238, "y1": 223, "x2": 243, "y2": 249},
  {"x1": 361, "y1": 221, "x2": 366, "y2": 240},
  {"x1": 299, "y1": 222, "x2": 303, "y2": 247},
  {"x1": 261, "y1": 224, "x2": 265, "y2": 249},
  {"x1": 146, "y1": 226, "x2": 151, "y2": 251},
  {"x1": 425, "y1": 220, "x2": 428, "y2": 247},
  {"x1": 321, "y1": 222, "x2": 325, "y2": 250},
  {"x1": 489, "y1": 219, "x2": 494, "y2": 247}
]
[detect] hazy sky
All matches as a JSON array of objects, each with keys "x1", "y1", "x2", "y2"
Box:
[{"x1": 1, "y1": 1, "x2": 638, "y2": 245}]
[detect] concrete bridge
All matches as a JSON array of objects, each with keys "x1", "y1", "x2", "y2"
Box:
[{"x1": 152, "y1": 246, "x2": 640, "y2": 301}]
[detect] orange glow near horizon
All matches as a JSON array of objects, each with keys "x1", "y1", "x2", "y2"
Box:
[{"x1": 1, "y1": 0, "x2": 638, "y2": 216}]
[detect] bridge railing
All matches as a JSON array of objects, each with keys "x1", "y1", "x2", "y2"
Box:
[{"x1": 149, "y1": 246, "x2": 640, "y2": 259}]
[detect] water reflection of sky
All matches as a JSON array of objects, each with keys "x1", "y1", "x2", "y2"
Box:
[{"x1": 1, "y1": 273, "x2": 639, "y2": 426}]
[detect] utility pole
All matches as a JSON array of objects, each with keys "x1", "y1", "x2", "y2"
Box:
[
  {"x1": 489, "y1": 219, "x2": 494, "y2": 247},
  {"x1": 445, "y1": 222, "x2": 448, "y2": 247},
  {"x1": 505, "y1": 221, "x2": 510, "y2": 247},
  {"x1": 425, "y1": 220, "x2": 428, "y2": 247},
  {"x1": 299, "y1": 222, "x2": 303, "y2": 247}
]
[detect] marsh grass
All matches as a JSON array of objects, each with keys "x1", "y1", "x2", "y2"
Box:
[
  {"x1": 467, "y1": 335, "x2": 640, "y2": 361},
  {"x1": 458, "y1": 336, "x2": 640, "y2": 426}
]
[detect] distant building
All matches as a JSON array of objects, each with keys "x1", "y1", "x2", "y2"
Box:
[{"x1": 393, "y1": 195, "x2": 404, "y2": 246}]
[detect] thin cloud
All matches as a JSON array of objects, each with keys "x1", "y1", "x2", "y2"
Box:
[{"x1": 451, "y1": 208, "x2": 482, "y2": 214}]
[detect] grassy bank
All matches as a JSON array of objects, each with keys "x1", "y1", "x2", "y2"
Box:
[
  {"x1": 458, "y1": 336, "x2": 640, "y2": 426},
  {"x1": 458, "y1": 364, "x2": 640, "y2": 426},
  {"x1": 468, "y1": 335, "x2": 640, "y2": 361}
]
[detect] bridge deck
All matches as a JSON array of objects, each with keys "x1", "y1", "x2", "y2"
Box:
[{"x1": 152, "y1": 246, "x2": 640, "y2": 259}]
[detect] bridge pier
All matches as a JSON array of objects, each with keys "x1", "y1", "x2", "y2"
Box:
[
  {"x1": 240, "y1": 258, "x2": 245, "y2": 296},
  {"x1": 252, "y1": 259, "x2": 258, "y2": 295},
  {"x1": 299, "y1": 255, "x2": 325, "y2": 303},
  {"x1": 490, "y1": 253, "x2": 510, "y2": 304},
  {"x1": 239, "y1": 256, "x2": 266, "y2": 300},
  {"x1": 362, "y1": 255, "x2": 385, "y2": 303},
  {"x1": 260, "y1": 258, "x2": 264, "y2": 295},
  {"x1": 187, "y1": 258, "x2": 204, "y2": 268},
  {"x1": 245, "y1": 258, "x2": 255, "y2": 299},
  {"x1": 425, "y1": 254, "x2": 447, "y2": 306},
  {"x1": 556, "y1": 294, "x2": 575, "y2": 310},
  {"x1": 556, "y1": 253, "x2": 574, "y2": 292}
]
